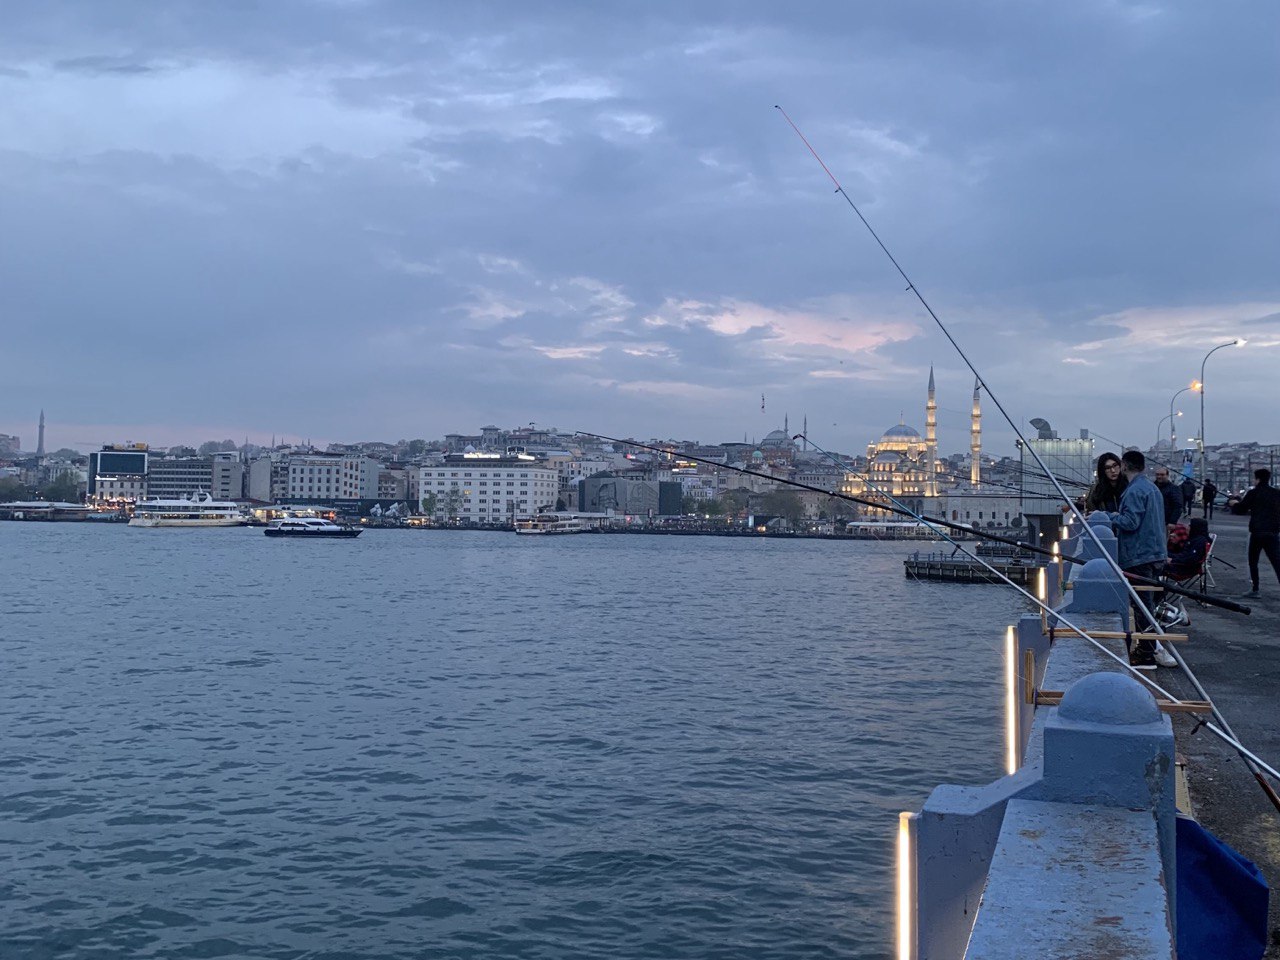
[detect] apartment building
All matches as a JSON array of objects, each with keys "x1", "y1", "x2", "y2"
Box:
[{"x1": 418, "y1": 454, "x2": 557, "y2": 523}]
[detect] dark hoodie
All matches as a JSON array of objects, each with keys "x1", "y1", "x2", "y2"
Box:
[{"x1": 1167, "y1": 518, "x2": 1211, "y2": 578}]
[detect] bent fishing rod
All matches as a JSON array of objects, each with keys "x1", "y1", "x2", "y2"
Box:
[
  {"x1": 774, "y1": 106, "x2": 1277, "y2": 805},
  {"x1": 575, "y1": 430, "x2": 1247, "y2": 615}
]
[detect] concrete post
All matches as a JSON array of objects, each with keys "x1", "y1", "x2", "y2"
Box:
[{"x1": 1039, "y1": 672, "x2": 1177, "y2": 916}]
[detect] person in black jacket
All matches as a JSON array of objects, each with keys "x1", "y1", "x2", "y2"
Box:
[
  {"x1": 1153, "y1": 466, "x2": 1183, "y2": 529},
  {"x1": 1231, "y1": 468, "x2": 1280, "y2": 598},
  {"x1": 1203, "y1": 478, "x2": 1219, "y2": 518}
]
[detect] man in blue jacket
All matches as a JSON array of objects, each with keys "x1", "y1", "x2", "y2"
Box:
[{"x1": 1091, "y1": 450, "x2": 1175, "y2": 669}]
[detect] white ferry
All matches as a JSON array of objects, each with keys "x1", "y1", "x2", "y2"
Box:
[
  {"x1": 264, "y1": 518, "x2": 362, "y2": 538},
  {"x1": 128, "y1": 492, "x2": 246, "y2": 528},
  {"x1": 514, "y1": 513, "x2": 590, "y2": 535}
]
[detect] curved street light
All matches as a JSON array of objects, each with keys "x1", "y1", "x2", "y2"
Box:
[
  {"x1": 1157, "y1": 411, "x2": 1183, "y2": 450},
  {"x1": 1199, "y1": 339, "x2": 1247, "y2": 484},
  {"x1": 1169, "y1": 382, "x2": 1198, "y2": 450}
]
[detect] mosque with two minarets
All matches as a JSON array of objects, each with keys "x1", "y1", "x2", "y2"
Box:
[
  {"x1": 738, "y1": 366, "x2": 1022, "y2": 527},
  {"x1": 835, "y1": 367, "x2": 983, "y2": 515}
]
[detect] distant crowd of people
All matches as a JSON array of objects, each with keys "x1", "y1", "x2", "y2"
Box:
[{"x1": 1072, "y1": 450, "x2": 1279, "y2": 670}]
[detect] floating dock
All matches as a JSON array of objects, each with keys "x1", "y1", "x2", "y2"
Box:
[{"x1": 903, "y1": 551, "x2": 1039, "y2": 584}]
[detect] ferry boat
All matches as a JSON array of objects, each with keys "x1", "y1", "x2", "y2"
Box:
[
  {"x1": 128, "y1": 492, "x2": 246, "y2": 527},
  {"x1": 514, "y1": 513, "x2": 590, "y2": 535},
  {"x1": 264, "y1": 517, "x2": 362, "y2": 538}
]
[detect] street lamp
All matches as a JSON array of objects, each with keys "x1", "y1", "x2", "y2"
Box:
[
  {"x1": 1169, "y1": 382, "x2": 1198, "y2": 450},
  {"x1": 1198, "y1": 339, "x2": 1247, "y2": 483},
  {"x1": 1156, "y1": 411, "x2": 1182, "y2": 450}
]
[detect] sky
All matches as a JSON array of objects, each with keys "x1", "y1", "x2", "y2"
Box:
[{"x1": 1, "y1": 0, "x2": 1277, "y2": 458}]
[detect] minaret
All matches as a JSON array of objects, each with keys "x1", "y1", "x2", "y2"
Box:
[
  {"x1": 925, "y1": 367, "x2": 937, "y2": 496},
  {"x1": 802, "y1": 415, "x2": 808, "y2": 450},
  {"x1": 970, "y1": 377, "x2": 982, "y2": 485},
  {"x1": 37, "y1": 409, "x2": 45, "y2": 458}
]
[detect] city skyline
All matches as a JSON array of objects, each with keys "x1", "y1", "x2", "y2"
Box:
[{"x1": 1, "y1": 2, "x2": 1277, "y2": 455}]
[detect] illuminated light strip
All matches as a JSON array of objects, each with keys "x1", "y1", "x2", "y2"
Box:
[
  {"x1": 1037, "y1": 566, "x2": 1047, "y2": 603},
  {"x1": 1005, "y1": 625, "x2": 1019, "y2": 775},
  {"x1": 897, "y1": 811, "x2": 915, "y2": 960}
]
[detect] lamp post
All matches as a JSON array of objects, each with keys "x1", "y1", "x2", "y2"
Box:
[
  {"x1": 1169, "y1": 383, "x2": 1198, "y2": 450},
  {"x1": 1156, "y1": 411, "x2": 1182, "y2": 450},
  {"x1": 1198, "y1": 339, "x2": 1247, "y2": 484}
]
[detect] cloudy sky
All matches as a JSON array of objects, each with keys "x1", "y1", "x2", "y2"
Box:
[{"x1": 1, "y1": 0, "x2": 1276, "y2": 457}]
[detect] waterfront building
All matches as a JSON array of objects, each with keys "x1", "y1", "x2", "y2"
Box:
[
  {"x1": 377, "y1": 465, "x2": 411, "y2": 502},
  {"x1": 1019, "y1": 422, "x2": 1094, "y2": 542},
  {"x1": 286, "y1": 454, "x2": 380, "y2": 502},
  {"x1": 578, "y1": 476, "x2": 682, "y2": 517},
  {"x1": 417, "y1": 453, "x2": 558, "y2": 524},
  {"x1": 146, "y1": 453, "x2": 244, "y2": 501},
  {"x1": 87, "y1": 443, "x2": 150, "y2": 505}
]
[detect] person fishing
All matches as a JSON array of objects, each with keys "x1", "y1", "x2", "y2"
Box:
[
  {"x1": 1231, "y1": 468, "x2": 1280, "y2": 598},
  {"x1": 1089, "y1": 450, "x2": 1176, "y2": 669}
]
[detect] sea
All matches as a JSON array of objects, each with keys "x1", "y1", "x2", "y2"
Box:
[{"x1": 1, "y1": 524, "x2": 1018, "y2": 959}]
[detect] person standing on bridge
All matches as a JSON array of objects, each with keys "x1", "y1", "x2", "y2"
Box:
[
  {"x1": 1153, "y1": 465, "x2": 1183, "y2": 529},
  {"x1": 1203, "y1": 478, "x2": 1219, "y2": 519},
  {"x1": 1231, "y1": 468, "x2": 1280, "y2": 598},
  {"x1": 1091, "y1": 450, "x2": 1176, "y2": 669}
]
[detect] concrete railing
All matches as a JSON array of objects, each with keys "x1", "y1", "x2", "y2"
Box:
[{"x1": 902, "y1": 518, "x2": 1177, "y2": 959}]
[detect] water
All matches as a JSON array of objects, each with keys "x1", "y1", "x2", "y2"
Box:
[{"x1": 1, "y1": 524, "x2": 1017, "y2": 959}]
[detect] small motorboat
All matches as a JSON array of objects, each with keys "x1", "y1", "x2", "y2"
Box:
[{"x1": 264, "y1": 518, "x2": 362, "y2": 538}]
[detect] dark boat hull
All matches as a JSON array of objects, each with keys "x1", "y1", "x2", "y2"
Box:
[{"x1": 264, "y1": 528, "x2": 361, "y2": 538}]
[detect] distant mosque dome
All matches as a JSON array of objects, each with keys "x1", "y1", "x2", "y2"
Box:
[
  {"x1": 881, "y1": 423, "x2": 921, "y2": 440},
  {"x1": 760, "y1": 429, "x2": 795, "y2": 448}
]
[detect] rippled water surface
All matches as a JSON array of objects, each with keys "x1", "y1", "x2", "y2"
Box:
[{"x1": 1, "y1": 524, "x2": 1017, "y2": 959}]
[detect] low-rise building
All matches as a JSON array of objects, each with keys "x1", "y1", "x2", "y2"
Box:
[
  {"x1": 287, "y1": 454, "x2": 380, "y2": 501},
  {"x1": 418, "y1": 453, "x2": 558, "y2": 524},
  {"x1": 147, "y1": 453, "x2": 244, "y2": 501}
]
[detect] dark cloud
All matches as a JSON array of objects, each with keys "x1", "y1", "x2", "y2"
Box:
[{"x1": 0, "y1": 0, "x2": 1277, "y2": 453}]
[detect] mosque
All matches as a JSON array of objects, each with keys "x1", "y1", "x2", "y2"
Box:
[{"x1": 841, "y1": 367, "x2": 983, "y2": 516}]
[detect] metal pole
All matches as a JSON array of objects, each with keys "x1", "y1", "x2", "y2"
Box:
[
  {"x1": 1169, "y1": 384, "x2": 1193, "y2": 451},
  {"x1": 1199, "y1": 341, "x2": 1241, "y2": 485}
]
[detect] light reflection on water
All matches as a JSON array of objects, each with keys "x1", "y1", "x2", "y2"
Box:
[{"x1": 1, "y1": 524, "x2": 1014, "y2": 959}]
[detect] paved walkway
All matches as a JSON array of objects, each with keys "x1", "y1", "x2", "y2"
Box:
[{"x1": 1159, "y1": 512, "x2": 1280, "y2": 957}]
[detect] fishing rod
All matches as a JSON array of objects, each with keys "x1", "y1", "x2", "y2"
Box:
[
  {"x1": 774, "y1": 106, "x2": 1277, "y2": 804},
  {"x1": 795, "y1": 429, "x2": 1280, "y2": 792},
  {"x1": 578, "y1": 430, "x2": 1248, "y2": 613},
  {"x1": 774, "y1": 104, "x2": 1166, "y2": 645}
]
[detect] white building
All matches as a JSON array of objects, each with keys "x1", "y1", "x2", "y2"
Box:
[
  {"x1": 417, "y1": 454, "x2": 558, "y2": 524},
  {"x1": 286, "y1": 454, "x2": 380, "y2": 501}
]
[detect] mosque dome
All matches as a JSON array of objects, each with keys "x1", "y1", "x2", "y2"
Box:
[
  {"x1": 881, "y1": 423, "x2": 921, "y2": 440},
  {"x1": 760, "y1": 429, "x2": 794, "y2": 447}
]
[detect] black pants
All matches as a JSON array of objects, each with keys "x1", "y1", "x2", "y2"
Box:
[
  {"x1": 1126, "y1": 561, "x2": 1164, "y2": 655},
  {"x1": 1247, "y1": 533, "x2": 1280, "y2": 590}
]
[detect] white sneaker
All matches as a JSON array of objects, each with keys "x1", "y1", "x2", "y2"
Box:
[{"x1": 1154, "y1": 645, "x2": 1178, "y2": 668}]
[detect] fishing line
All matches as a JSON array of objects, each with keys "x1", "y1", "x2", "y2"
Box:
[
  {"x1": 775, "y1": 104, "x2": 1162, "y2": 649},
  {"x1": 575, "y1": 427, "x2": 1280, "y2": 782},
  {"x1": 774, "y1": 105, "x2": 1279, "y2": 797},
  {"x1": 576, "y1": 431, "x2": 1246, "y2": 613},
  {"x1": 797, "y1": 430, "x2": 1280, "y2": 787}
]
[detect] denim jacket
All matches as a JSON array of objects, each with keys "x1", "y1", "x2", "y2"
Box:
[{"x1": 1107, "y1": 474, "x2": 1167, "y2": 569}]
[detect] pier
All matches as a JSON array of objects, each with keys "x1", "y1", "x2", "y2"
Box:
[{"x1": 903, "y1": 551, "x2": 1038, "y2": 585}]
